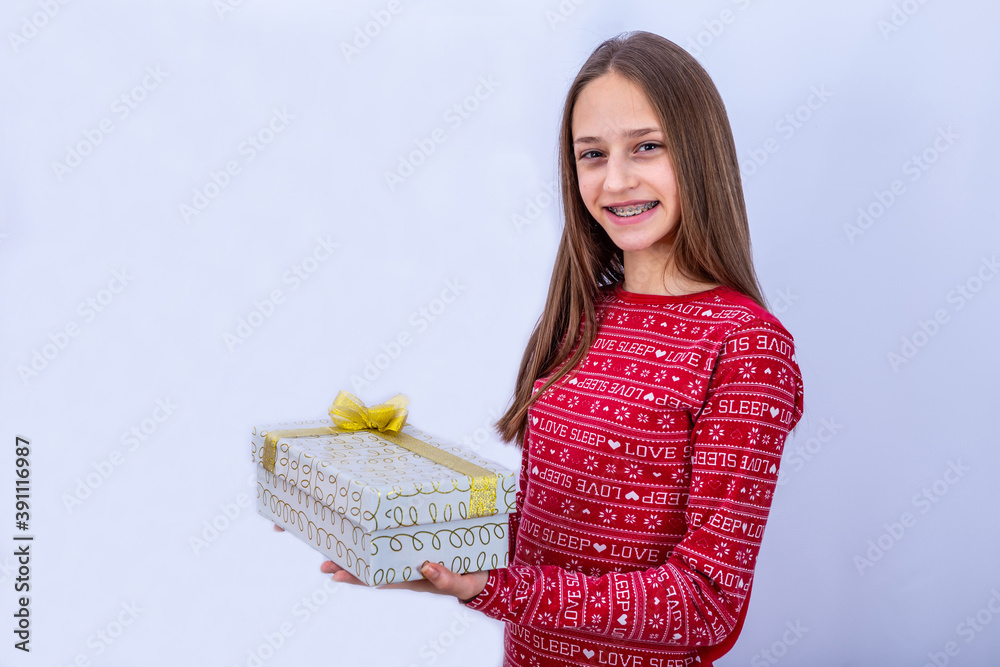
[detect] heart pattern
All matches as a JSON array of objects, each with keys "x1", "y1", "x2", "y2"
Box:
[
  {"x1": 483, "y1": 294, "x2": 802, "y2": 639},
  {"x1": 583, "y1": 649, "x2": 595, "y2": 659}
]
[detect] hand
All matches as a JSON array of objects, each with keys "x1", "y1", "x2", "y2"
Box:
[{"x1": 320, "y1": 559, "x2": 489, "y2": 602}]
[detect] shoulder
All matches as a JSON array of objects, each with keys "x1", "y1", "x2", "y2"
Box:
[{"x1": 710, "y1": 286, "x2": 796, "y2": 344}]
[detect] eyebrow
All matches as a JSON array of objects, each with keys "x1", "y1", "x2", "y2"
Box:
[{"x1": 572, "y1": 127, "x2": 661, "y2": 145}]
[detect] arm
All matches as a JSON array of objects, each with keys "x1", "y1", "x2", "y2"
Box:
[{"x1": 460, "y1": 318, "x2": 804, "y2": 647}]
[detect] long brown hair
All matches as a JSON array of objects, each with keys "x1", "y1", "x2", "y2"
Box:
[{"x1": 495, "y1": 30, "x2": 767, "y2": 449}]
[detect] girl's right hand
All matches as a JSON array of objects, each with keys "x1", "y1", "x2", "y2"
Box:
[{"x1": 273, "y1": 523, "x2": 285, "y2": 532}]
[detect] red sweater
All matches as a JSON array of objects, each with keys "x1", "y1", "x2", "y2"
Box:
[{"x1": 461, "y1": 281, "x2": 805, "y2": 667}]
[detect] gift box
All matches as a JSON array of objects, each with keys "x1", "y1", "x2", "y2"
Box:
[{"x1": 251, "y1": 392, "x2": 517, "y2": 586}]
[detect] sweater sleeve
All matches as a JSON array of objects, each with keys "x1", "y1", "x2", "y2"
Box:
[{"x1": 460, "y1": 318, "x2": 804, "y2": 648}]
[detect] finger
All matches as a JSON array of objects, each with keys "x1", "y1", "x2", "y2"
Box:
[
  {"x1": 320, "y1": 560, "x2": 344, "y2": 574},
  {"x1": 420, "y1": 561, "x2": 461, "y2": 595},
  {"x1": 273, "y1": 524, "x2": 285, "y2": 532}
]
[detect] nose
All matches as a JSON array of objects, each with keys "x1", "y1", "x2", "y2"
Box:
[{"x1": 603, "y1": 151, "x2": 636, "y2": 193}]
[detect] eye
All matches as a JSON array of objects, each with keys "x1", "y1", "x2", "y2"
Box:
[
  {"x1": 637, "y1": 142, "x2": 661, "y2": 153},
  {"x1": 578, "y1": 149, "x2": 603, "y2": 160}
]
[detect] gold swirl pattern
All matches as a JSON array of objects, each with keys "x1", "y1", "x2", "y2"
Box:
[{"x1": 255, "y1": 462, "x2": 510, "y2": 586}]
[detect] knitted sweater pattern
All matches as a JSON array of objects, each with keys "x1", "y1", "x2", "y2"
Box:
[{"x1": 461, "y1": 282, "x2": 805, "y2": 667}]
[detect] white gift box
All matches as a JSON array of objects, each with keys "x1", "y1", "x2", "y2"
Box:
[{"x1": 251, "y1": 418, "x2": 517, "y2": 586}]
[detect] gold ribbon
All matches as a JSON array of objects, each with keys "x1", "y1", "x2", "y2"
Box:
[{"x1": 262, "y1": 391, "x2": 497, "y2": 519}]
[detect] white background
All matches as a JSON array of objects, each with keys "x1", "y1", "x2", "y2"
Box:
[{"x1": 2, "y1": 1, "x2": 999, "y2": 665}]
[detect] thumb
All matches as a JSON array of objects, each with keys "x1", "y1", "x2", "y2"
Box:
[{"x1": 420, "y1": 561, "x2": 458, "y2": 594}]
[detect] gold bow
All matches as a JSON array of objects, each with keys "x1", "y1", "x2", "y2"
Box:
[
  {"x1": 261, "y1": 391, "x2": 497, "y2": 519},
  {"x1": 328, "y1": 390, "x2": 409, "y2": 434}
]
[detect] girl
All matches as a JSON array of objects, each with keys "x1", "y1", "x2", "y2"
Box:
[{"x1": 300, "y1": 30, "x2": 805, "y2": 667}]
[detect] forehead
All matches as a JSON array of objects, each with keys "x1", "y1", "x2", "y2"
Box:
[{"x1": 571, "y1": 72, "x2": 661, "y2": 138}]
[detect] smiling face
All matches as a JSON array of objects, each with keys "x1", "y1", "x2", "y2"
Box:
[{"x1": 571, "y1": 71, "x2": 682, "y2": 274}]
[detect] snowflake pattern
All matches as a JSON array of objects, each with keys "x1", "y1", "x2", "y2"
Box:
[{"x1": 493, "y1": 295, "x2": 803, "y2": 644}]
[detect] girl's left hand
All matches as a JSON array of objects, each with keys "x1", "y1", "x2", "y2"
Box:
[{"x1": 320, "y1": 559, "x2": 488, "y2": 602}]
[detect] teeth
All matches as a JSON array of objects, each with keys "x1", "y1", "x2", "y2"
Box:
[{"x1": 609, "y1": 201, "x2": 658, "y2": 217}]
